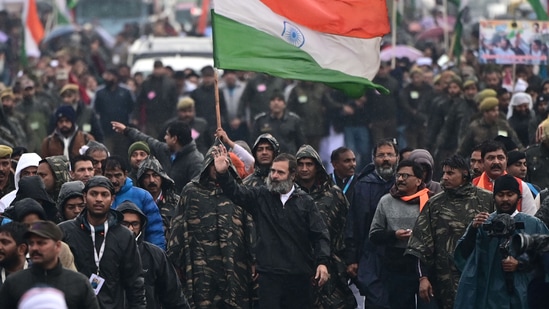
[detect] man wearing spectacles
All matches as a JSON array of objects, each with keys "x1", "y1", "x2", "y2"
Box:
[
  {"x1": 344, "y1": 138, "x2": 399, "y2": 309},
  {"x1": 118, "y1": 201, "x2": 189, "y2": 309},
  {"x1": 369, "y1": 160, "x2": 432, "y2": 309}
]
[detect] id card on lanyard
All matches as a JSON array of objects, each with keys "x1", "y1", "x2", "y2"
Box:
[
  {"x1": 89, "y1": 221, "x2": 108, "y2": 295},
  {"x1": 332, "y1": 174, "x2": 354, "y2": 195}
]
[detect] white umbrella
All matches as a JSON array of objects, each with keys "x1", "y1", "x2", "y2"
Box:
[{"x1": 380, "y1": 45, "x2": 423, "y2": 62}]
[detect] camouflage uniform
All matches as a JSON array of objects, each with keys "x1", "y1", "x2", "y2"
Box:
[
  {"x1": 296, "y1": 145, "x2": 356, "y2": 309},
  {"x1": 136, "y1": 156, "x2": 180, "y2": 237},
  {"x1": 243, "y1": 133, "x2": 280, "y2": 187},
  {"x1": 43, "y1": 155, "x2": 71, "y2": 204},
  {"x1": 458, "y1": 117, "x2": 523, "y2": 157},
  {"x1": 405, "y1": 183, "x2": 494, "y2": 309},
  {"x1": 167, "y1": 147, "x2": 254, "y2": 309}
]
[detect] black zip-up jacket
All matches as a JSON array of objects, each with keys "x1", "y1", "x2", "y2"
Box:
[
  {"x1": 217, "y1": 171, "x2": 330, "y2": 275},
  {"x1": 0, "y1": 260, "x2": 99, "y2": 309},
  {"x1": 117, "y1": 201, "x2": 189, "y2": 309},
  {"x1": 59, "y1": 209, "x2": 146, "y2": 309}
]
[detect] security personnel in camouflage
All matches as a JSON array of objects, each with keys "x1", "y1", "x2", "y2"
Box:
[
  {"x1": 167, "y1": 145, "x2": 254, "y2": 308},
  {"x1": 405, "y1": 155, "x2": 494, "y2": 309},
  {"x1": 244, "y1": 133, "x2": 280, "y2": 187},
  {"x1": 252, "y1": 93, "x2": 305, "y2": 154},
  {"x1": 296, "y1": 145, "x2": 356, "y2": 309},
  {"x1": 136, "y1": 156, "x2": 180, "y2": 237}
]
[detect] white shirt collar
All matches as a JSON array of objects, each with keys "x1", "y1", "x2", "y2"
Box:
[{"x1": 280, "y1": 185, "x2": 295, "y2": 206}]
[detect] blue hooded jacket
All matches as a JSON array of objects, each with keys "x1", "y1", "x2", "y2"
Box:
[{"x1": 112, "y1": 178, "x2": 166, "y2": 250}]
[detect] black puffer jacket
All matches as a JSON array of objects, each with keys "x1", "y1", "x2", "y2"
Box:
[
  {"x1": 59, "y1": 209, "x2": 146, "y2": 309},
  {"x1": 117, "y1": 201, "x2": 189, "y2": 309}
]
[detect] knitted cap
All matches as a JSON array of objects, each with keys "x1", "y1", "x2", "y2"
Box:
[
  {"x1": 55, "y1": 105, "x2": 76, "y2": 123},
  {"x1": 493, "y1": 174, "x2": 521, "y2": 196},
  {"x1": 128, "y1": 141, "x2": 150, "y2": 158},
  {"x1": 507, "y1": 150, "x2": 526, "y2": 166}
]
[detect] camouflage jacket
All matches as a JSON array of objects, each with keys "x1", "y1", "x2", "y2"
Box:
[
  {"x1": 167, "y1": 148, "x2": 254, "y2": 309},
  {"x1": 44, "y1": 155, "x2": 71, "y2": 204},
  {"x1": 405, "y1": 183, "x2": 494, "y2": 309},
  {"x1": 137, "y1": 156, "x2": 180, "y2": 235},
  {"x1": 296, "y1": 145, "x2": 356, "y2": 309}
]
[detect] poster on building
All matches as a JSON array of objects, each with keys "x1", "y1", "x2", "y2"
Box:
[{"x1": 479, "y1": 19, "x2": 549, "y2": 65}]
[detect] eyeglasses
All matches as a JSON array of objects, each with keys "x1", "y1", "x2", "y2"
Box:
[
  {"x1": 375, "y1": 153, "x2": 397, "y2": 159},
  {"x1": 396, "y1": 173, "x2": 416, "y2": 180},
  {"x1": 121, "y1": 221, "x2": 140, "y2": 228}
]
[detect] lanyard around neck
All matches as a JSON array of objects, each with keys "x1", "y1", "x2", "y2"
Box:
[
  {"x1": 332, "y1": 174, "x2": 354, "y2": 194},
  {"x1": 90, "y1": 221, "x2": 109, "y2": 275}
]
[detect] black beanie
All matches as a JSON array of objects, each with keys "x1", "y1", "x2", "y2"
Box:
[
  {"x1": 507, "y1": 150, "x2": 526, "y2": 166},
  {"x1": 493, "y1": 174, "x2": 521, "y2": 196}
]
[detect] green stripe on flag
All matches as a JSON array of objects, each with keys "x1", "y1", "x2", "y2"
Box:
[
  {"x1": 527, "y1": 0, "x2": 549, "y2": 20},
  {"x1": 212, "y1": 12, "x2": 388, "y2": 97},
  {"x1": 452, "y1": 9, "x2": 464, "y2": 64}
]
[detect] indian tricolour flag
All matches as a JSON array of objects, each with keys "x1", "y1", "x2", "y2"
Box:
[
  {"x1": 528, "y1": 0, "x2": 549, "y2": 20},
  {"x1": 212, "y1": 0, "x2": 390, "y2": 97},
  {"x1": 22, "y1": 0, "x2": 45, "y2": 63}
]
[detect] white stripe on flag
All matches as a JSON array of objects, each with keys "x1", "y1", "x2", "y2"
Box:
[{"x1": 214, "y1": 0, "x2": 381, "y2": 80}]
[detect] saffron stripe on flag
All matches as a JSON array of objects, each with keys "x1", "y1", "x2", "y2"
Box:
[
  {"x1": 260, "y1": 0, "x2": 390, "y2": 39},
  {"x1": 214, "y1": 0, "x2": 382, "y2": 81},
  {"x1": 212, "y1": 12, "x2": 388, "y2": 97}
]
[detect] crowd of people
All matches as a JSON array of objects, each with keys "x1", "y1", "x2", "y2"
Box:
[{"x1": 2, "y1": 6, "x2": 549, "y2": 309}]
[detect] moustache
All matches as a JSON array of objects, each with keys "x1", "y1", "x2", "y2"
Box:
[
  {"x1": 0, "y1": 171, "x2": 5, "y2": 177},
  {"x1": 30, "y1": 252, "x2": 42, "y2": 258},
  {"x1": 147, "y1": 183, "x2": 158, "y2": 188},
  {"x1": 397, "y1": 181, "x2": 406, "y2": 186},
  {"x1": 490, "y1": 163, "x2": 502, "y2": 170}
]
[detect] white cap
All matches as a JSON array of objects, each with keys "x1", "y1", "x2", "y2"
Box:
[
  {"x1": 416, "y1": 57, "x2": 433, "y2": 66},
  {"x1": 18, "y1": 287, "x2": 68, "y2": 309}
]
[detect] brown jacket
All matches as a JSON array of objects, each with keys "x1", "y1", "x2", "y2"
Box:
[{"x1": 41, "y1": 130, "x2": 94, "y2": 160}]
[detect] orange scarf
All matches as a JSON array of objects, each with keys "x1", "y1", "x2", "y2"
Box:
[
  {"x1": 473, "y1": 172, "x2": 523, "y2": 211},
  {"x1": 400, "y1": 188, "x2": 430, "y2": 212}
]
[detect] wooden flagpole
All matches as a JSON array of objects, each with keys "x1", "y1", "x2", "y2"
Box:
[
  {"x1": 391, "y1": 0, "x2": 397, "y2": 69},
  {"x1": 214, "y1": 69, "x2": 222, "y2": 130}
]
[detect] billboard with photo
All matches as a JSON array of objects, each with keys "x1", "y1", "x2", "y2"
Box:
[{"x1": 479, "y1": 20, "x2": 549, "y2": 65}]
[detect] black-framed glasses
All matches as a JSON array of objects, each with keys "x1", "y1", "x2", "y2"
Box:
[
  {"x1": 396, "y1": 173, "x2": 415, "y2": 180},
  {"x1": 375, "y1": 153, "x2": 397, "y2": 159},
  {"x1": 121, "y1": 221, "x2": 140, "y2": 228}
]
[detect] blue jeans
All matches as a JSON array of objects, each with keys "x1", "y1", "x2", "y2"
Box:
[{"x1": 344, "y1": 126, "x2": 371, "y2": 171}]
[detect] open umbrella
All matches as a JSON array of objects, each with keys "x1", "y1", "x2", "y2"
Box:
[
  {"x1": 416, "y1": 26, "x2": 452, "y2": 41},
  {"x1": 380, "y1": 45, "x2": 423, "y2": 62},
  {"x1": 42, "y1": 25, "x2": 80, "y2": 45}
]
